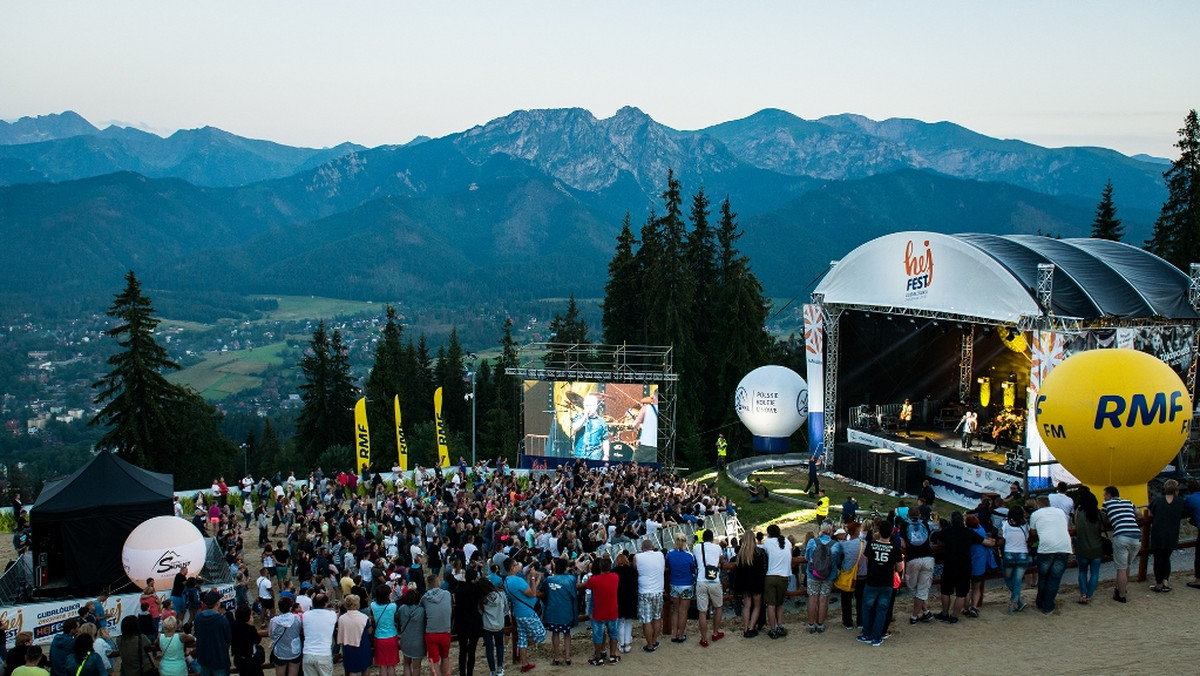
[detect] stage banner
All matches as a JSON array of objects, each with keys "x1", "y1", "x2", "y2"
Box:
[
  {"x1": 394, "y1": 395, "x2": 409, "y2": 472},
  {"x1": 354, "y1": 397, "x2": 370, "y2": 474},
  {"x1": 434, "y1": 387, "x2": 450, "y2": 467},
  {"x1": 1, "y1": 583, "x2": 235, "y2": 647},
  {"x1": 1027, "y1": 330, "x2": 1077, "y2": 488},
  {"x1": 803, "y1": 303, "x2": 825, "y2": 458}
]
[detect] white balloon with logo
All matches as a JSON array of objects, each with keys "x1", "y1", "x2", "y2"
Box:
[
  {"x1": 122, "y1": 516, "x2": 207, "y2": 590},
  {"x1": 735, "y1": 365, "x2": 808, "y2": 453}
]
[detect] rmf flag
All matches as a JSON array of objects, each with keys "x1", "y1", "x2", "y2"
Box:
[
  {"x1": 354, "y1": 397, "x2": 370, "y2": 474},
  {"x1": 434, "y1": 386, "x2": 450, "y2": 468},
  {"x1": 394, "y1": 395, "x2": 409, "y2": 472}
]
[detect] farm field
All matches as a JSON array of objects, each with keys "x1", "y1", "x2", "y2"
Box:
[{"x1": 169, "y1": 341, "x2": 291, "y2": 399}]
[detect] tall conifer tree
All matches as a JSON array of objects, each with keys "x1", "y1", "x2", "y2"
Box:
[
  {"x1": 601, "y1": 214, "x2": 641, "y2": 345},
  {"x1": 90, "y1": 271, "x2": 186, "y2": 470},
  {"x1": 1148, "y1": 109, "x2": 1200, "y2": 269},
  {"x1": 1090, "y1": 180, "x2": 1124, "y2": 241}
]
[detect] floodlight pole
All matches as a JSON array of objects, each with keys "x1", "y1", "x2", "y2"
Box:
[{"x1": 465, "y1": 354, "x2": 479, "y2": 466}]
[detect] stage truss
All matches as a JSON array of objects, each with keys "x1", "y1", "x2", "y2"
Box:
[{"x1": 508, "y1": 342, "x2": 680, "y2": 468}]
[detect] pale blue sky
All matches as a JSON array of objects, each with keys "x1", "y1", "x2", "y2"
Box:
[{"x1": 3, "y1": 1, "x2": 1196, "y2": 157}]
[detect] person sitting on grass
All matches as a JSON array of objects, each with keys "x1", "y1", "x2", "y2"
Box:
[{"x1": 748, "y1": 477, "x2": 766, "y2": 503}]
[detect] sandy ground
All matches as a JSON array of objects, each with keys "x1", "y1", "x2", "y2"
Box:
[{"x1": 13, "y1": 522, "x2": 1197, "y2": 675}]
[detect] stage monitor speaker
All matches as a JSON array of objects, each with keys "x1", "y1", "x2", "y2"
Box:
[
  {"x1": 923, "y1": 436, "x2": 941, "y2": 449},
  {"x1": 894, "y1": 456, "x2": 927, "y2": 496}
]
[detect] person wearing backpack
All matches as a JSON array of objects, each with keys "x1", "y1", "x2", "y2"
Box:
[
  {"x1": 804, "y1": 521, "x2": 836, "y2": 633},
  {"x1": 900, "y1": 506, "x2": 936, "y2": 625}
]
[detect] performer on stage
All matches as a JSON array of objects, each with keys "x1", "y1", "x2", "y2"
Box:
[
  {"x1": 630, "y1": 392, "x2": 659, "y2": 463},
  {"x1": 572, "y1": 394, "x2": 610, "y2": 461},
  {"x1": 899, "y1": 398, "x2": 914, "y2": 436},
  {"x1": 954, "y1": 409, "x2": 978, "y2": 450}
]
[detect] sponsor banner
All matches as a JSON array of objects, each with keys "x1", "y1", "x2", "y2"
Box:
[
  {"x1": 847, "y1": 429, "x2": 1020, "y2": 507},
  {"x1": 4, "y1": 583, "x2": 233, "y2": 648},
  {"x1": 394, "y1": 395, "x2": 408, "y2": 472},
  {"x1": 434, "y1": 387, "x2": 450, "y2": 468},
  {"x1": 803, "y1": 303, "x2": 826, "y2": 458},
  {"x1": 354, "y1": 397, "x2": 370, "y2": 475}
]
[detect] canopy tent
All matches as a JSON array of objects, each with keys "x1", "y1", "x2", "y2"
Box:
[
  {"x1": 813, "y1": 231, "x2": 1199, "y2": 326},
  {"x1": 32, "y1": 451, "x2": 173, "y2": 594}
]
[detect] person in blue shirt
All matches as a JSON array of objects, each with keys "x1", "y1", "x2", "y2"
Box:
[
  {"x1": 804, "y1": 523, "x2": 836, "y2": 633},
  {"x1": 665, "y1": 534, "x2": 696, "y2": 643},
  {"x1": 1185, "y1": 480, "x2": 1200, "y2": 589},
  {"x1": 572, "y1": 395, "x2": 610, "y2": 460},
  {"x1": 504, "y1": 559, "x2": 545, "y2": 673},
  {"x1": 540, "y1": 558, "x2": 579, "y2": 666}
]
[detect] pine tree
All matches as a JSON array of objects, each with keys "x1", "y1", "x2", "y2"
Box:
[
  {"x1": 296, "y1": 321, "x2": 357, "y2": 465},
  {"x1": 365, "y1": 305, "x2": 406, "y2": 466},
  {"x1": 90, "y1": 271, "x2": 187, "y2": 470},
  {"x1": 439, "y1": 328, "x2": 469, "y2": 437},
  {"x1": 486, "y1": 318, "x2": 522, "y2": 462},
  {"x1": 547, "y1": 294, "x2": 589, "y2": 366},
  {"x1": 90, "y1": 271, "x2": 236, "y2": 483},
  {"x1": 686, "y1": 188, "x2": 721, "y2": 453},
  {"x1": 645, "y1": 171, "x2": 702, "y2": 463},
  {"x1": 632, "y1": 207, "x2": 661, "y2": 345},
  {"x1": 1090, "y1": 179, "x2": 1124, "y2": 241},
  {"x1": 712, "y1": 197, "x2": 772, "y2": 452},
  {"x1": 1147, "y1": 109, "x2": 1200, "y2": 269},
  {"x1": 601, "y1": 214, "x2": 642, "y2": 344}
]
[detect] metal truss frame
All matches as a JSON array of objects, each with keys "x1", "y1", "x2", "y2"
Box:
[
  {"x1": 509, "y1": 342, "x2": 680, "y2": 468},
  {"x1": 960, "y1": 324, "x2": 975, "y2": 404}
]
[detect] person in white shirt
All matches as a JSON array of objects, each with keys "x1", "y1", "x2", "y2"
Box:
[
  {"x1": 300, "y1": 594, "x2": 339, "y2": 676},
  {"x1": 692, "y1": 530, "x2": 726, "y2": 646},
  {"x1": 1048, "y1": 482, "x2": 1075, "y2": 517},
  {"x1": 256, "y1": 568, "x2": 275, "y2": 621},
  {"x1": 1029, "y1": 497, "x2": 1073, "y2": 613},
  {"x1": 761, "y1": 524, "x2": 793, "y2": 639},
  {"x1": 634, "y1": 540, "x2": 666, "y2": 651}
]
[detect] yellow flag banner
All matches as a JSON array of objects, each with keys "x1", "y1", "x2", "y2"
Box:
[
  {"x1": 354, "y1": 397, "x2": 370, "y2": 474},
  {"x1": 394, "y1": 395, "x2": 408, "y2": 472},
  {"x1": 434, "y1": 386, "x2": 450, "y2": 468}
]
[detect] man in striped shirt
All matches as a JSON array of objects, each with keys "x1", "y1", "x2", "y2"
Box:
[{"x1": 1101, "y1": 486, "x2": 1142, "y2": 603}]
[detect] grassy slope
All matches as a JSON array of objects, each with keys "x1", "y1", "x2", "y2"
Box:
[{"x1": 688, "y1": 465, "x2": 910, "y2": 532}]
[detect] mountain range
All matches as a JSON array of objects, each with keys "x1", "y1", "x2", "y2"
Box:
[{"x1": 0, "y1": 107, "x2": 1171, "y2": 320}]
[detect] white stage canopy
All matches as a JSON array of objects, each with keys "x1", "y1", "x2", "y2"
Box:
[{"x1": 813, "y1": 231, "x2": 1198, "y2": 325}]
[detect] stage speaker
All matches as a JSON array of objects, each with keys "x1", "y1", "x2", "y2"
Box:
[
  {"x1": 894, "y1": 456, "x2": 927, "y2": 496},
  {"x1": 923, "y1": 436, "x2": 941, "y2": 449},
  {"x1": 846, "y1": 444, "x2": 863, "y2": 482},
  {"x1": 875, "y1": 450, "x2": 898, "y2": 490},
  {"x1": 833, "y1": 442, "x2": 850, "y2": 475}
]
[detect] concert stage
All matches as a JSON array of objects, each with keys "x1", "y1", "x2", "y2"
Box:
[{"x1": 846, "y1": 426, "x2": 1021, "y2": 507}]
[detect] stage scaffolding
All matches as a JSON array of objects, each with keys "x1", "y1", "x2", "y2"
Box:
[{"x1": 507, "y1": 343, "x2": 680, "y2": 468}]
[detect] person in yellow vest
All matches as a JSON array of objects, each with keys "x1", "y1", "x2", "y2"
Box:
[
  {"x1": 716, "y1": 434, "x2": 728, "y2": 470},
  {"x1": 815, "y1": 489, "x2": 830, "y2": 524}
]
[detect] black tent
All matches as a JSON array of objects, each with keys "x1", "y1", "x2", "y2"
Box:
[{"x1": 32, "y1": 451, "x2": 173, "y2": 595}]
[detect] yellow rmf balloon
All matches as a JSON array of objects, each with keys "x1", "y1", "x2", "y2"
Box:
[{"x1": 1035, "y1": 349, "x2": 1191, "y2": 504}]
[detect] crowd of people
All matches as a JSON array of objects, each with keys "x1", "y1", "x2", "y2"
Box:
[{"x1": 26, "y1": 460, "x2": 1200, "y2": 676}]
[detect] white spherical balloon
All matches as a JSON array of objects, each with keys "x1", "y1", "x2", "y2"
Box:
[
  {"x1": 734, "y1": 366, "x2": 809, "y2": 438},
  {"x1": 122, "y1": 516, "x2": 207, "y2": 590}
]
